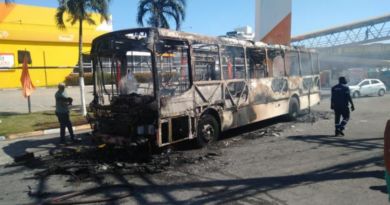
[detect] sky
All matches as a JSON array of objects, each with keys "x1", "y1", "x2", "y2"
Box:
[{"x1": 9, "y1": 0, "x2": 390, "y2": 37}]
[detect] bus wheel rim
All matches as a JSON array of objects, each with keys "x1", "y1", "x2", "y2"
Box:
[{"x1": 202, "y1": 124, "x2": 214, "y2": 142}]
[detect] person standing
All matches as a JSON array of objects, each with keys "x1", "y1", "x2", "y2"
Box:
[
  {"x1": 55, "y1": 83, "x2": 76, "y2": 143},
  {"x1": 331, "y1": 77, "x2": 355, "y2": 136}
]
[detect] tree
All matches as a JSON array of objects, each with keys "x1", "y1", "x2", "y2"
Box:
[
  {"x1": 3, "y1": 0, "x2": 14, "y2": 5},
  {"x1": 55, "y1": 0, "x2": 110, "y2": 116},
  {"x1": 137, "y1": 0, "x2": 186, "y2": 30}
]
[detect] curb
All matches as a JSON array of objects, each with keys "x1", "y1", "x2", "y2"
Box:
[{"x1": 4, "y1": 124, "x2": 91, "y2": 141}]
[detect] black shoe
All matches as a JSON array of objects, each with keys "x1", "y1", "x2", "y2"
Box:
[
  {"x1": 335, "y1": 130, "x2": 341, "y2": 137},
  {"x1": 339, "y1": 130, "x2": 345, "y2": 136},
  {"x1": 59, "y1": 139, "x2": 66, "y2": 145},
  {"x1": 71, "y1": 138, "x2": 82, "y2": 143}
]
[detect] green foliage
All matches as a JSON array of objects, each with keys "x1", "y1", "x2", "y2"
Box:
[
  {"x1": 137, "y1": 0, "x2": 186, "y2": 30},
  {"x1": 55, "y1": 0, "x2": 111, "y2": 79},
  {"x1": 134, "y1": 73, "x2": 153, "y2": 83},
  {"x1": 65, "y1": 73, "x2": 94, "y2": 86},
  {"x1": 0, "y1": 111, "x2": 87, "y2": 136},
  {"x1": 55, "y1": 0, "x2": 111, "y2": 29}
]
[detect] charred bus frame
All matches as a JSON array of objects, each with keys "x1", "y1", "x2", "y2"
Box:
[{"x1": 88, "y1": 28, "x2": 320, "y2": 147}]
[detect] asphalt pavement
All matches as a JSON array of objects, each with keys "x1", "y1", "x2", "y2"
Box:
[{"x1": 0, "y1": 93, "x2": 388, "y2": 204}]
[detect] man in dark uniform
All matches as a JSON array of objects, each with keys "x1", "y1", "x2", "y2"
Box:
[{"x1": 331, "y1": 77, "x2": 355, "y2": 136}]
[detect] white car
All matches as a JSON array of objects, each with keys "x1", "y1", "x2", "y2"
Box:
[{"x1": 349, "y1": 79, "x2": 387, "y2": 98}]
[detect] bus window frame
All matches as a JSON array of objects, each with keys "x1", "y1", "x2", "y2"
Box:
[
  {"x1": 220, "y1": 45, "x2": 247, "y2": 80},
  {"x1": 284, "y1": 49, "x2": 301, "y2": 77},
  {"x1": 246, "y1": 47, "x2": 269, "y2": 79},
  {"x1": 155, "y1": 39, "x2": 192, "y2": 96},
  {"x1": 192, "y1": 43, "x2": 221, "y2": 82},
  {"x1": 266, "y1": 47, "x2": 287, "y2": 78},
  {"x1": 298, "y1": 50, "x2": 314, "y2": 76},
  {"x1": 311, "y1": 52, "x2": 320, "y2": 75}
]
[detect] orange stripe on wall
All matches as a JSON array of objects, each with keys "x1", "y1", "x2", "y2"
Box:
[
  {"x1": 0, "y1": 3, "x2": 16, "y2": 23},
  {"x1": 261, "y1": 13, "x2": 291, "y2": 45}
]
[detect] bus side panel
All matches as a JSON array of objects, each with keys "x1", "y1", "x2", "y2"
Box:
[
  {"x1": 289, "y1": 75, "x2": 321, "y2": 110},
  {"x1": 299, "y1": 93, "x2": 320, "y2": 110},
  {"x1": 221, "y1": 100, "x2": 290, "y2": 131},
  {"x1": 248, "y1": 78, "x2": 287, "y2": 104},
  {"x1": 221, "y1": 77, "x2": 290, "y2": 131},
  {"x1": 194, "y1": 82, "x2": 224, "y2": 107},
  {"x1": 160, "y1": 89, "x2": 194, "y2": 117},
  {"x1": 250, "y1": 100, "x2": 289, "y2": 122},
  {"x1": 158, "y1": 89, "x2": 195, "y2": 146}
]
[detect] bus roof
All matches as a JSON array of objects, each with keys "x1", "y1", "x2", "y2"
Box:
[{"x1": 92, "y1": 28, "x2": 316, "y2": 53}]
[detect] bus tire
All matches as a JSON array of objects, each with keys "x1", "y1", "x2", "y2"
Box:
[
  {"x1": 288, "y1": 97, "x2": 300, "y2": 121},
  {"x1": 195, "y1": 114, "x2": 220, "y2": 147}
]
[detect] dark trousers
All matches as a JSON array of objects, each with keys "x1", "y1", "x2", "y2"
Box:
[
  {"x1": 56, "y1": 112, "x2": 75, "y2": 140},
  {"x1": 334, "y1": 108, "x2": 350, "y2": 131}
]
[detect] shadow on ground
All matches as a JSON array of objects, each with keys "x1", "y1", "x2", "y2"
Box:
[
  {"x1": 2, "y1": 133, "x2": 91, "y2": 161},
  {"x1": 22, "y1": 154, "x2": 385, "y2": 205},
  {"x1": 287, "y1": 135, "x2": 383, "y2": 151},
  {"x1": 0, "y1": 112, "x2": 21, "y2": 116}
]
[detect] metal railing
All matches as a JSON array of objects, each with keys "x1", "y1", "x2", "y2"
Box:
[{"x1": 291, "y1": 14, "x2": 390, "y2": 48}]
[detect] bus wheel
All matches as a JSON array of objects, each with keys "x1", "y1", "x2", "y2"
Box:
[
  {"x1": 288, "y1": 97, "x2": 300, "y2": 120},
  {"x1": 196, "y1": 115, "x2": 220, "y2": 147}
]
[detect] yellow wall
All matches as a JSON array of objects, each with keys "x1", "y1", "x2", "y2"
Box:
[
  {"x1": 0, "y1": 3, "x2": 111, "y2": 43},
  {"x1": 0, "y1": 3, "x2": 111, "y2": 88},
  {"x1": 0, "y1": 40, "x2": 91, "y2": 88}
]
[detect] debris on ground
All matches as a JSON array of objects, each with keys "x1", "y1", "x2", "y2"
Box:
[
  {"x1": 297, "y1": 110, "x2": 333, "y2": 122},
  {"x1": 14, "y1": 152, "x2": 35, "y2": 163},
  {"x1": 17, "y1": 145, "x2": 224, "y2": 203},
  {"x1": 14, "y1": 110, "x2": 331, "y2": 204}
]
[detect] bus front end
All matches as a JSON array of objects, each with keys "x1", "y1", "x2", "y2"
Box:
[{"x1": 88, "y1": 29, "x2": 159, "y2": 147}]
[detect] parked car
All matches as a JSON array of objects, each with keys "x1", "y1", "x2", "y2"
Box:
[{"x1": 349, "y1": 79, "x2": 387, "y2": 98}]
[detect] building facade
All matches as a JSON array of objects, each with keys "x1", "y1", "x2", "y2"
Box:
[{"x1": 0, "y1": 3, "x2": 112, "y2": 88}]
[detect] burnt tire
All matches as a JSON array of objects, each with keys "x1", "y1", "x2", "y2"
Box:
[
  {"x1": 352, "y1": 91, "x2": 360, "y2": 98},
  {"x1": 195, "y1": 114, "x2": 220, "y2": 147},
  {"x1": 378, "y1": 89, "x2": 385, "y2": 96},
  {"x1": 288, "y1": 97, "x2": 300, "y2": 121}
]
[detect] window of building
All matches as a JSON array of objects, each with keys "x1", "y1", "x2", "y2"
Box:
[{"x1": 17, "y1": 50, "x2": 32, "y2": 64}]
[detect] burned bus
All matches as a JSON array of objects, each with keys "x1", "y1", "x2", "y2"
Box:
[{"x1": 88, "y1": 28, "x2": 320, "y2": 147}]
